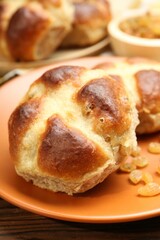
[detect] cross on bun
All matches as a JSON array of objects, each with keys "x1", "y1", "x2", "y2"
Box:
[
  {"x1": 8, "y1": 65, "x2": 138, "y2": 195},
  {"x1": 93, "y1": 57, "x2": 160, "y2": 135}
]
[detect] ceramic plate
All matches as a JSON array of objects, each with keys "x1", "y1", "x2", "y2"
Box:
[
  {"x1": 0, "y1": 57, "x2": 160, "y2": 223},
  {"x1": 0, "y1": 38, "x2": 109, "y2": 76}
]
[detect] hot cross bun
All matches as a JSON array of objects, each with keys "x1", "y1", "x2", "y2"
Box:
[
  {"x1": 94, "y1": 57, "x2": 160, "y2": 135},
  {"x1": 8, "y1": 65, "x2": 138, "y2": 194}
]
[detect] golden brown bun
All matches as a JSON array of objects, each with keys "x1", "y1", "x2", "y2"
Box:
[
  {"x1": 62, "y1": 0, "x2": 111, "y2": 47},
  {"x1": 0, "y1": 0, "x2": 74, "y2": 61},
  {"x1": 8, "y1": 65, "x2": 138, "y2": 195},
  {"x1": 93, "y1": 57, "x2": 160, "y2": 134}
]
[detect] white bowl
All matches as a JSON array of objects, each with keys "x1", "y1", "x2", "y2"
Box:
[{"x1": 108, "y1": 8, "x2": 160, "y2": 61}]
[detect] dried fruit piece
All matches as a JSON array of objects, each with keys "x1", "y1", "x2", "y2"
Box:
[
  {"x1": 132, "y1": 156, "x2": 148, "y2": 168},
  {"x1": 148, "y1": 142, "x2": 160, "y2": 154},
  {"x1": 142, "y1": 172, "x2": 153, "y2": 184},
  {"x1": 129, "y1": 170, "x2": 142, "y2": 184},
  {"x1": 138, "y1": 182, "x2": 160, "y2": 197},
  {"x1": 119, "y1": 162, "x2": 136, "y2": 173},
  {"x1": 131, "y1": 146, "x2": 141, "y2": 157}
]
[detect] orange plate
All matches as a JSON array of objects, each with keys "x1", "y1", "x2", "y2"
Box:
[{"x1": 0, "y1": 57, "x2": 160, "y2": 223}]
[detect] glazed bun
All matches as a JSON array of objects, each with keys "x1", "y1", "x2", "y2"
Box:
[
  {"x1": 0, "y1": 0, "x2": 74, "y2": 61},
  {"x1": 8, "y1": 65, "x2": 138, "y2": 195},
  {"x1": 62, "y1": 0, "x2": 111, "y2": 47},
  {"x1": 94, "y1": 57, "x2": 160, "y2": 135}
]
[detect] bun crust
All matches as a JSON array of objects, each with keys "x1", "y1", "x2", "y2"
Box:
[
  {"x1": 8, "y1": 65, "x2": 138, "y2": 195},
  {"x1": 94, "y1": 57, "x2": 160, "y2": 134}
]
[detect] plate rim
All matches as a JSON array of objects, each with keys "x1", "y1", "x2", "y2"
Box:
[
  {"x1": 0, "y1": 37, "x2": 110, "y2": 76},
  {"x1": 0, "y1": 188, "x2": 160, "y2": 223}
]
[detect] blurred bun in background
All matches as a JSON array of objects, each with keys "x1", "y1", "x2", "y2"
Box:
[
  {"x1": 61, "y1": 0, "x2": 111, "y2": 47},
  {"x1": 0, "y1": 0, "x2": 111, "y2": 62}
]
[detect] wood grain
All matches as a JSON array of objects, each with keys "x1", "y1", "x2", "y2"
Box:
[{"x1": 0, "y1": 198, "x2": 159, "y2": 240}]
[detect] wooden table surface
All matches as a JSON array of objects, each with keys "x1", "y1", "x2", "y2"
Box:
[{"x1": 0, "y1": 198, "x2": 159, "y2": 240}]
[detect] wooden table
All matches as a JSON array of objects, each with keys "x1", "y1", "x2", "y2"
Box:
[{"x1": 0, "y1": 198, "x2": 159, "y2": 240}]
